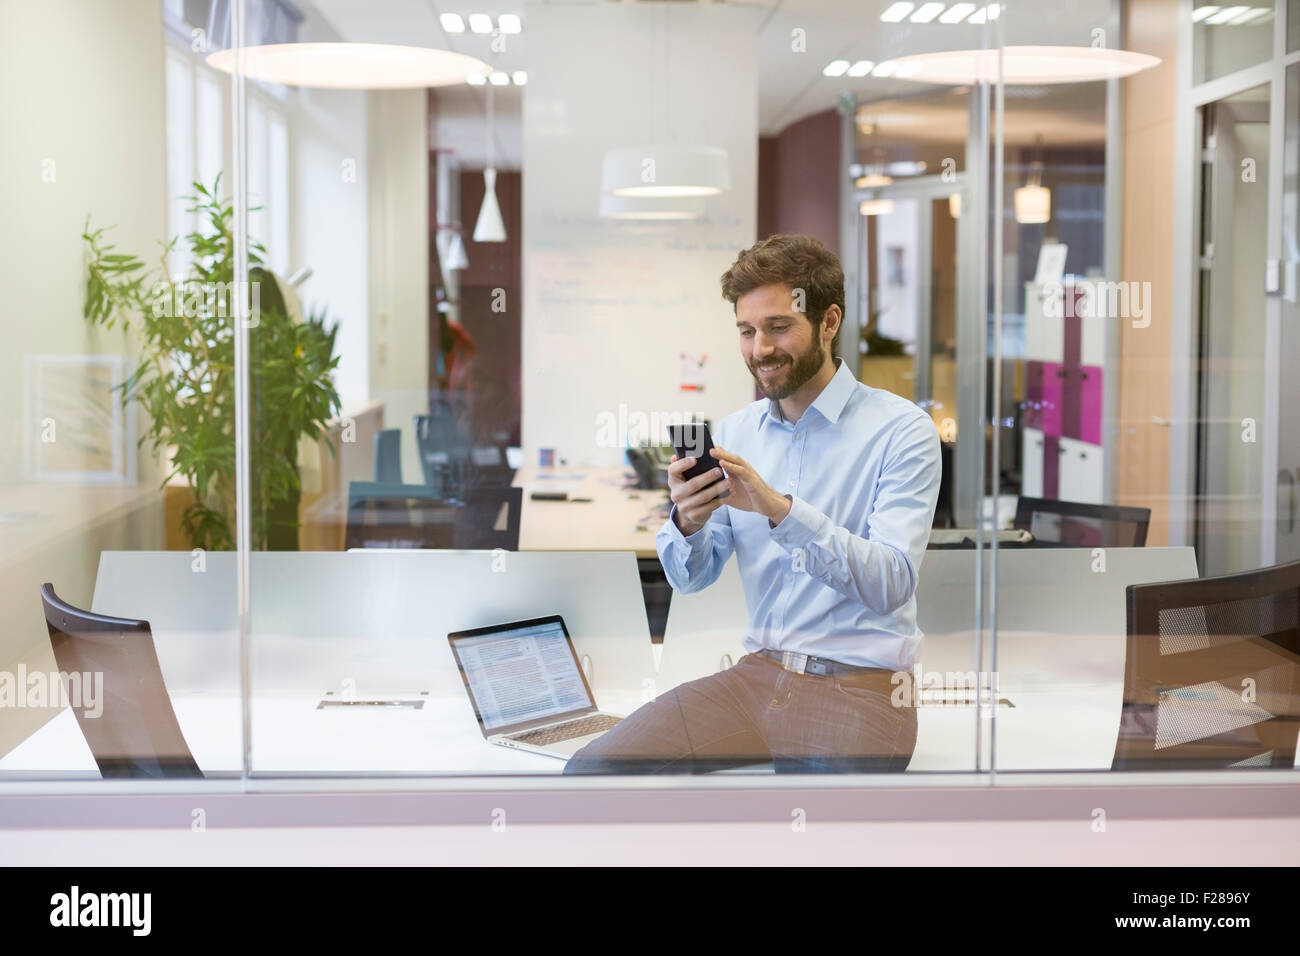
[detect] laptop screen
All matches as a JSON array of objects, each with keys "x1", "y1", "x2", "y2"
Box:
[{"x1": 449, "y1": 617, "x2": 595, "y2": 734}]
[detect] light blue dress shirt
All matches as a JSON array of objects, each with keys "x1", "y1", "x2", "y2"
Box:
[{"x1": 657, "y1": 358, "x2": 942, "y2": 671}]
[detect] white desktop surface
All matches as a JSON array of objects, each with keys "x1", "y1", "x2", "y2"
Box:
[
  {"x1": 15, "y1": 545, "x2": 1271, "y2": 777},
  {"x1": 0, "y1": 692, "x2": 649, "y2": 776},
  {"x1": 659, "y1": 548, "x2": 1206, "y2": 771}
]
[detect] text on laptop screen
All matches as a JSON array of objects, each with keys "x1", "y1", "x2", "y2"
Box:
[{"x1": 453, "y1": 621, "x2": 593, "y2": 731}]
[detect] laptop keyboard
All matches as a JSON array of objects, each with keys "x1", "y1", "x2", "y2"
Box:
[{"x1": 510, "y1": 714, "x2": 622, "y2": 746}]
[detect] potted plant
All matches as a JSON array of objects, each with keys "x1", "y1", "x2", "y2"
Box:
[{"x1": 82, "y1": 176, "x2": 342, "y2": 551}]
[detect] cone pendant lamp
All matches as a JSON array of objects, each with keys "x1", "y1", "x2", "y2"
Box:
[
  {"x1": 472, "y1": 81, "x2": 507, "y2": 243},
  {"x1": 474, "y1": 169, "x2": 506, "y2": 242}
]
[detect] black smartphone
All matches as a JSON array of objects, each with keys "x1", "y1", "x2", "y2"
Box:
[{"x1": 666, "y1": 423, "x2": 727, "y2": 493}]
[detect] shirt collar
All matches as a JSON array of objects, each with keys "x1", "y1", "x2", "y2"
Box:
[{"x1": 759, "y1": 358, "x2": 856, "y2": 430}]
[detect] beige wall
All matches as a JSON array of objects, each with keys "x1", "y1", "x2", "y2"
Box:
[
  {"x1": 1117, "y1": 0, "x2": 1179, "y2": 546},
  {"x1": 367, "y1": 88, "x2": 430, "y2": 485},
  {"x1": 0, "y1": 0, "x2": 168, "y2": 754}
]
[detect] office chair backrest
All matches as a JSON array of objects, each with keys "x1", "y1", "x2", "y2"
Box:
[
  {"x1": 626, "y1": 447, "x2": 660, "y2": 490},
  {"x1": 1113, "y1": 559, "x2": 1300, "y2": 770},
  {"x1": 414, "y1": 411, "x2": 473, "y2": 495},
  {"x1": 374, "y1": 428, "x2": 403, "y2": 484},
  {"x1": 1013, "y1": 496, "x2": 1151, "y2": 548},
  {"x1": 345, "y1": 481, "x2": 459, "y2": 550},
  {"x1": 39, "y1": 583, "x2": 201, "y2": 779},
  {"x1": 454, "y1": 485, "x2": 524, "y2": 551}
]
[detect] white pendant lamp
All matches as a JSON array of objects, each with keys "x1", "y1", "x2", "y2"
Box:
[
  {"x1": 599, "y1": 8, "x2": 730, "y2": 201},
  {"x1": 444, "y1": 230, "x2": 470, "y2": 269},
  {"x1": 881, "y1": 46, "x2": 1160, "y2": 85},
  {"x1": 599, "y1": 193, "x2": 706, "y2": 220},
  {"x1": 206, "y1": 42, "x2": 489, "y2": 89},
  {"x1": 473, "y1": 81, "x2": 507, "y2": 243},
  {"x1": 1015, "y1": 145, "x2": 1051, "y2": 225},
  {"x1": 601, "y1": 144, "x2": 731, "y2": 197},
  {"x1": 1014, "y1": 183, "x2": 1051, "y2": 224}
]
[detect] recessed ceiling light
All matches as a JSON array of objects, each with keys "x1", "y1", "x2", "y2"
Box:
[
  {"x1": 466, "y1": 72, "x2": 486, "y2": 85},
  {"x1": 512, "y1": 70, "x2": 528, "y2": 86},
  {"x1": 884, "y1": 45, "x2": 1160, "y2": 84},
  {"x1": 823, "y1": 59, "x2": 850, "y2": 76},
  {"x1": 856, "y1": 173, "x2": 893, "y2": 187},
  {"x1": 206, "y1": 42, "x2": 491, "y2": 89},
  {"x1": 940, "y1": 3, "x2": 978, "y2": 22},
  {"x1": 967, "y1": 4, "x2": 1001, "y2": 24},
  {"x1": 1206, "y1": 5, "x2": 1247, "y2": 22},
  {"x1": 489, "y1": 71, "x2": 509, "y2": 85},
  {"x1": 468, "y1": 13, "x2": 493, "y2": 34},
  {"x1": 440, "y1": 13, "x2": 465, "y2": 34},
  {"x1": 1191, "y1": 5, "x2": 1221, "y2": 21},
  {"x1": 880, "y1": 3, "x2": 915, "y2": 23},
  {"x1": 871, "y1": 61, "x2": 899, "y2": 77},
  {"x1": 847, "y1": 60, "x2": 875, "y2": 77},
  {"x1": 499, "y1": 14, "x2": 522, "y2": 34},
  {"x1": 910, "y1": 2, "x2": 946, "y2": 23},
  {"x1": 859, "y1": 199, "x2": 895, "y2": 216}
]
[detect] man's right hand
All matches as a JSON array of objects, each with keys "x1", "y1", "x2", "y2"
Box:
[{"x1": 667, "y1": 455, "x2": 729, "y2": 536}]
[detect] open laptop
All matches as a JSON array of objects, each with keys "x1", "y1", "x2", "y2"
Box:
[{"x1": 448, "y1": 615, "x2": 623, "y2": 760}]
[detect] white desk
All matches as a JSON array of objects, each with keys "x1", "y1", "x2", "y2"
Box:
[
  {"x1": 0, "y1": 549, "x2": 657, "y2": 777},
  {"x1": 514, "y1": 465, "x2": 667, "y2": 558},
  {"x1": 0, "y1": 692, "x2": 649, "y2": 776}
]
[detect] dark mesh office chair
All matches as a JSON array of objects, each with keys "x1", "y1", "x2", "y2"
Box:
[
  {"x1": 345, "y1": 481, "x2": 460, "y2": 550},
  {"x1": 373, "y1": 428, "x2": 403, "y2": 483},
  {"x1": 39, "y1": 584, "x2": 201, "y2": 779},
  {"x1": 454, "y1": 485, "x2": 523, "y2": 551},
  {"x1": 1112, "y1": 559, "x2": 1300, "y2": 770},
  {"x1": 345, "y1": 481, "x2": 522, "y2": 551},
  {"x1": 1013, "y1": 496, "x2": 1151, "y2": 548},
  {"x1": 414, "y1": 406, "x2": 473, "y2": 497}
]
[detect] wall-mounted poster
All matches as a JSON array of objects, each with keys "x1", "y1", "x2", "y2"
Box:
[
  {"x1": 679, "y1": 352, "x2": 708, "y2": 392},
  {"x1": 23, "y1": 355, "x2": 137, "y2": 483}
]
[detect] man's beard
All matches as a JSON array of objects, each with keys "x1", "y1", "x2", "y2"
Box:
[{"x1": 749, "y1": 338, "x2": 828, "y2": 400}]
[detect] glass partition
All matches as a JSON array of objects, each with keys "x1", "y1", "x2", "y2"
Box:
[
  {"x1": 0, "y1": 0, "x2": 242, "y2": 780},
  {"x1": 3, "y1": 0, "x2": 1296, "y2": 797},
  {"x1": 986, "y1": 0, "x2": 1300, "y2": 775}
]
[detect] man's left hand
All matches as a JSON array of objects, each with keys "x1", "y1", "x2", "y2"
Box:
[{"x1": 710, "y1": 446, "x2": 792, "y2": 527}]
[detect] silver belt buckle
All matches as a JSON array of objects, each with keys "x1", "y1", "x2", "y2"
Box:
[{"x1": 781, "y1": 651, "x2": 809, "y2": 675}]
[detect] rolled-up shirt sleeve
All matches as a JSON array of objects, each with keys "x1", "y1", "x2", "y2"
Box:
[
  {"x1": 767, "y1": 412, "x2": 941, "y2": 615},
  {"x1": 656, "y1": 499, "x2": 735, "y2": 593}
]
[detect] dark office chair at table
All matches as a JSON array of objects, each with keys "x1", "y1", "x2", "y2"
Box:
[
  {"x1": 626, "y1": 447, "x2": 663, "y2": 490},
  {"x1": 373, "y1": 428, "x2": 402, "y2": 483},
  {"x1": 414, "y1": 411, "x2": 472, "y2": 497},
  {"x1": 345, "y1": 481, "x2": 459, "y2": 550},
  {"x1": 454, "y1": 485, "x2": 523, "y2": 551},
  {"x1": 1112, "y1": 559, "x2": 1300, "y2": 770},
  {"x1": 39, "y1": 583, "x2": 201, "y2": 779},
  {"x1": 1013, "y1": 496, "x2": 1151, "y2": 548}
]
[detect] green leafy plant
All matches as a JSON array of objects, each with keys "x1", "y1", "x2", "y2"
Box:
[{"x1": 82, "y1": 175, "x2": 341, "y2": 551}]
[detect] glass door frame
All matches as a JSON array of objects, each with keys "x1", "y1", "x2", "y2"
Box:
[{"x1": 1174, "y1": 1, "x2": 1299, "y2": 567}]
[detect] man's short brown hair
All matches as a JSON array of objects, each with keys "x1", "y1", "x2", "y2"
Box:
[{"x1": 719, "y1": 234, "x2": 845, "y2": 353}]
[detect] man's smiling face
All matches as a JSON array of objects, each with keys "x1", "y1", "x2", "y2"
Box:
[{"x1": 736, "y1": 283, "x2": 829, "y2": 400}]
